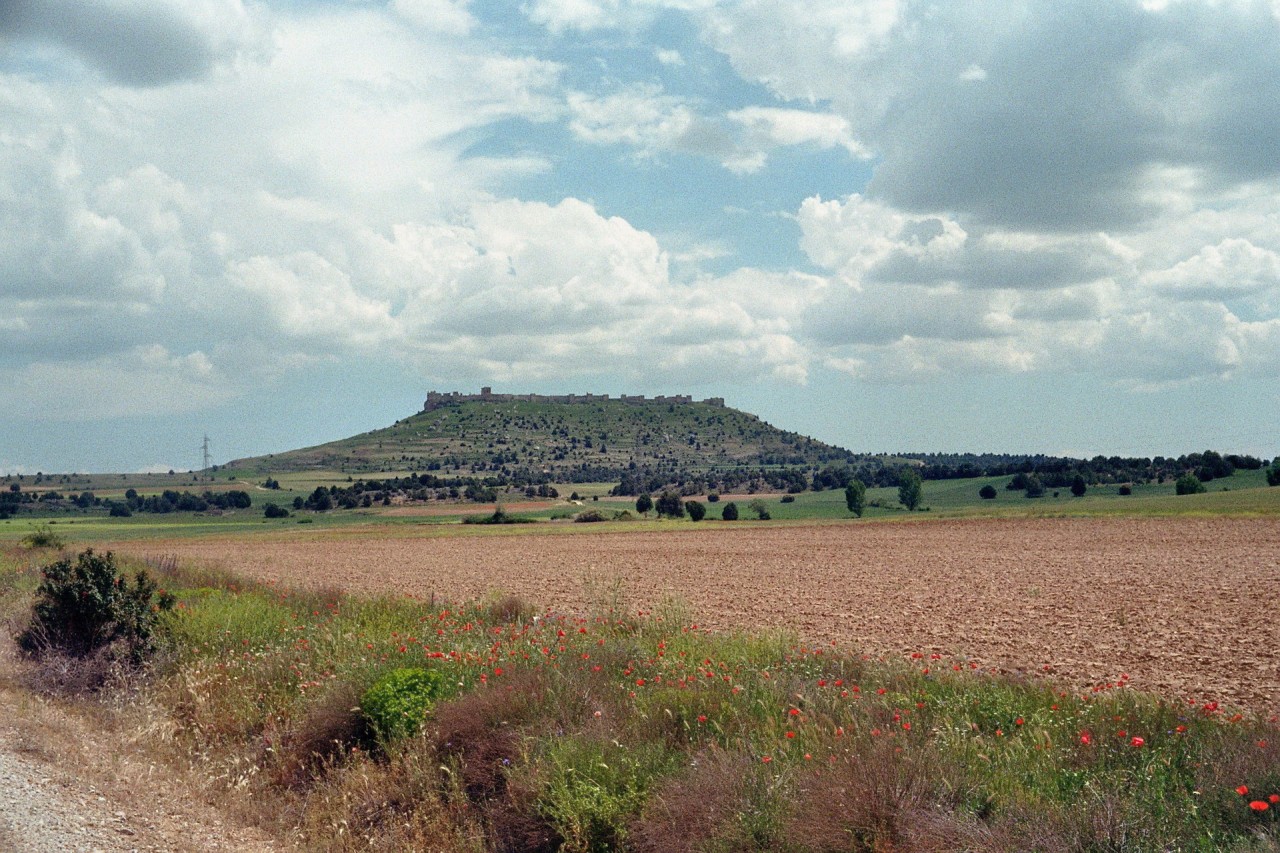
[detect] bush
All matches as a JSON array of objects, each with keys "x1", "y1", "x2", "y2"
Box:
[
  {"x1": 655, "y1": 491, "x2": 685, "y2": 518},
  {"x1": 574, "y1": 509, "x2": 609, "y2": 523},
  {"x1": 845, "y1": 480, "x2": 866, "y2": 517},
  {"x1": 635, "y1": 493, "x2": 653, "y2": 515},
  {"x1": 897, "y1": 468, "x2": 923, "y2": 510},
  {"x1": 17, "y1": 549, "x2": 174, "y2": 665},
  {"x1": 21, "y1": 524, "x2": 64, "y2": 549},
  {"x1": 721, "y1": 502, "x2": 739, "y2": 521},
  {"x1": 1267, "y1": 464, "x2": 1280, "y2": 487},
  {"x1": 1070, "y1": 475, "x2": 1087, "y2": 497},
  {"x1": 706, "y1": 492, "x2": 719, "y2": 503},
  {"x1": 748, "y1": 499, "x2": 770, "y2": 520},
  {"x1": 1175, "y1": 474, "x2": 1206, "y2": 495},
  {"x1": 362, "y1": 667, "x2": 446, "y2": 743},
  {"x1": 979, "y1": 484, "x2": 998, "y2": 500},
  {"x1": 779, "y1": 495, "x2": 795, "y2": 504},
  {"x1": 263, "y1": 503, "x2": 290, "y2": 518},
  {"x1": 685, "y1": 500, "x2": 706, "y2": 521},
  {"x1": 108, "y1": 502, "x2": 132, "y2": 518},
  {"x1": 1119, "y1": 485, "x2": 1132, "y2": 496}
]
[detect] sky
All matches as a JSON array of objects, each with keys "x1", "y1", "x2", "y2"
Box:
[{"x1": 2, "y1": 0, "x2": 1278, "y2": 474}]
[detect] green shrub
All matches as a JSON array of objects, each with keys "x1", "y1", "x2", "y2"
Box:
[
  {"x1": 685, "y1": 500, "x2": 706, "y2": 521},
  {"x1": 1267, "y1": 464, "x2": 1280, "y2": 487},
  {"x1": 362, "y1": 667, "x2": 446, "y2": 742},
  {"x1": 17, "y1": 549, "x2": 174, "y2": 665},
  {"x1": 1175, "y1": 474, "x2": 1206, "y2": 495},
  {"x1": 574, "y1": 509, "x2": 608, "y2": 523},
  {"x1": 21, "y1": 524, "x2": 64, "y2": 549},
  {"x1": 721, "y1": 502, "x2": 739, "y2": 521}
]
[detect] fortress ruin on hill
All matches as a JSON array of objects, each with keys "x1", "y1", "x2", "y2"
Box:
[{"x1": 424, "y1": 388, "x2": 725, "y2": 412}]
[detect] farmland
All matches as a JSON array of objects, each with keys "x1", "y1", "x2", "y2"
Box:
[{"x1": 103, "y1": 515, "x2": 1280, "y2": 717}]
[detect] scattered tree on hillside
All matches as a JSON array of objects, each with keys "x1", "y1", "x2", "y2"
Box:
[
  {"x1": 635, "y1": 493, "x2": 653, "y2": 515},
  {"x1": 721, "y1": 501, "x2": 739, "y2": 520},
  {"x1": 897, "y1": 468, "x2": 923, "y2": 511},
  {"x1": 979, "y1": 484, "x2": 997, "y2": 500},
  {"x1": 844, "y1": 480, "x2": 866, "y2": 517},
  {"x1": 748, "y1": 499, "x2": 770, "y2": 520},
  {"x1": 685, "y1": 500, "x2": 706, "y2": 521}
]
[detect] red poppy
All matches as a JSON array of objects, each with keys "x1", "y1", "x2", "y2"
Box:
[
  {"x1": 1130, "y1": 736, "x2": 1145, "y2": 748},
  {"x1": 1271, "y1": 794, "x2": 1280, "y2": 804},
  {"x1": 1080, "y1": 733, "x2": 1092, "y2": 745},
  {"x1": 785, "y1": 731, "x2": 796, "y2": 739},
  {"x1": 1250, "y1": 801, "x2": 1270, "y2": 812},
  {"x1": 1237, "y1": 785, "x2": 1250, "y2": 796}
]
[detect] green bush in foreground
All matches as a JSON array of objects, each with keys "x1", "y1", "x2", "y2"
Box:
[
  {"x1": 362, "y1": 667, "x2": 446, "y2": 743},
  {"x1": 17, "y1": 549, "x2": 174, "y2": 665}
]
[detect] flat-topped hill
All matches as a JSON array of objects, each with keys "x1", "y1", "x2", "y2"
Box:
[{"x1": 226, "y1": 396, "x2": 855, "y2": 477}]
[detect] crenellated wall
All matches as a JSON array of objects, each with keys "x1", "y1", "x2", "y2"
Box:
[{"x1": 423, "y1": 389, "x2": 725, "y2": 412}]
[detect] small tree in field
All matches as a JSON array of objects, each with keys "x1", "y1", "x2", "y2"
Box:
[
  {"x1": 897, "y1": 468, "x2": 923, "y2": 511},
  {"x1": 979, "y1": 484, "x2": 997, "y2": 500},
  {"x1": 1070, "y1": 475, "x2": 1087, "y2": 497},
  {"x1": 748, "y1": 499, "x2": 770, "y2": 520},
  {"x1": 721, "y1": 502, "x2": 739, "y2": 520},
  {"x1": 635, "y1": 493, "x2": 653, "y2": 515},
  {"x1": 655, "y1": 491, "x2": 685, "y2": 518},
  {"x1": 1175, "y1": 473, "x2": 1206, "y2": 495},
  {"x1": 1267, "y1": 463, "x2": 1280, "y2": 487},
  {"x1": 844, "y1": 480, "x2": 866, "y2": 518},
  {"x1": 685, "y1": 500, "x2": 706, "y2": 521}
]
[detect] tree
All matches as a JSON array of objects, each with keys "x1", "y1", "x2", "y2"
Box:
[
  {"x1": 1267, "y1": 463, "x2": 1280, "y2": 487},
  {"x1": 721, "y1": 502, "x2": 739, "y2": 521},
  {"x1": 844, "y1": 480, "x2": 866, "y2": 517},
  {"x1": 635, "y1": 493, "x2": 653, "y2": 515},
  {"x1": 655, "y1": 491, "x2": 685, "y2": 518},
  {"x1": 1175, "y1": 473, "x2": 1206, "y2": 495},
  {"x1": 685, "y1": 500, "x2": 706, "y2": 521},
  {"x1": 748, "y1": 499, "x2": 771, "y2": 520},
  {"x1": 979, "y1": 484, "x2": 997, "y2": 500},
  {"x1": 1070, "y1": 474, "x2": 1087, "y2": 498},
  {"x1": 1024, "y1": 474, "x2": 1046, "y2": 499},
  {"x1": 897, "y1": 468, "x2": 923, "y2": 511}
]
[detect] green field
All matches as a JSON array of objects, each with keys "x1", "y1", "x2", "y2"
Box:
[{"x1": 2, "y1": 466, "x2": 1276, "y2": 547}]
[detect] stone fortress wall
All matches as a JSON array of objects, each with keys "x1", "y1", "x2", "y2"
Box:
[{"x1": 424, "y1": 387, "x2": 726, "y2": 412}]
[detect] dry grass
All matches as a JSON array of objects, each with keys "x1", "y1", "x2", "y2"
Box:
[{"x1": 630, "y1": 748, "x2": 776, "y2": 853}]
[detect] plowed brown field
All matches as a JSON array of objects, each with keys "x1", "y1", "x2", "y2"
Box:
[{"x1": 111, "y1": 517, "x2": 1280, "y2": 715}]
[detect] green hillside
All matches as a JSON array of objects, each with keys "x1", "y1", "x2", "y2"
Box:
[{"x1": 226, "y1": 398, "x2": 856, "y2": 478}]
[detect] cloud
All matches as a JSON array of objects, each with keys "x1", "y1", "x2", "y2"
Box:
[
  {"x1": 791, "y1": 190, "x2": 1280, "y2": 385},
  {"x1": 698, "y1": 0, "x2": 1280, "y2": 232},
  {"x1": 0, "y1": 346, "x2": 232, "y2": 421},
  {"x1": 0, "y1": 0, "x2": 253, "y2": 86}
]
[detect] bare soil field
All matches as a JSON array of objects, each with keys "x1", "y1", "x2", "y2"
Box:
[{"x1": 110, "y1": 517, "x2": 1280, "y2": 716}]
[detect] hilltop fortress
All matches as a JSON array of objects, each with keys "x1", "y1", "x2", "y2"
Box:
[{"x1": 424, "y1": 388, "x2": 725, "y2": 412}]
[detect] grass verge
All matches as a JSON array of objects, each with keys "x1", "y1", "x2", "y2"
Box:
[{"x1": 1, "y1": 546, "x2": 1278, "y2": 851}]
